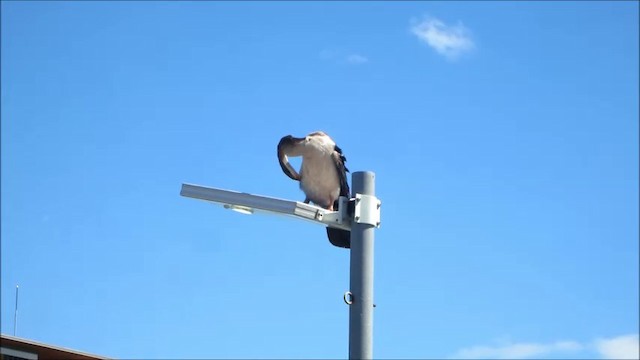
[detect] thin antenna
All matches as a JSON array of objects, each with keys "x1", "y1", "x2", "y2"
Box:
[{"x1": 14, "y1": 285, "x2": 19, "y2": 336}]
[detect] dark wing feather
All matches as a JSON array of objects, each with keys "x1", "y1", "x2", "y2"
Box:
[
  {"x1": 332, "y1": 144, "x2": 350, "y2": 197},
  {"x1": 326, "y1": 143, "x2": 352, "y2": 249}
]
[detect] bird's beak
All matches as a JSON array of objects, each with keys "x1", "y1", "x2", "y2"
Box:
[{"x1": 286, "y1": 135, "x2": 306, "y2": 145}]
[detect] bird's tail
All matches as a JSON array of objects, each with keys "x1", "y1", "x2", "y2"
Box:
[{"x1": 327, "y1": 227, "x2": 350, "y2": 249}]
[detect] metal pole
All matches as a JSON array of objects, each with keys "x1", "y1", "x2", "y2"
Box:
[
  {"x1": 14, "y1": 285, "x2": 19, "y2": 336},
  {"x1": 349, "y1": 171, "x2": 376, "y2": 360}
]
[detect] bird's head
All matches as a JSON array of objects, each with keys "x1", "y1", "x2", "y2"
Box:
[{"x1": 304, "y1": 131, "x2": 336, "y2": 154}]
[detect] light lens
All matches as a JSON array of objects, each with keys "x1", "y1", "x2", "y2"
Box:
[{"x1": 223, "y1": 204, "x2": 254, "y2": 215}]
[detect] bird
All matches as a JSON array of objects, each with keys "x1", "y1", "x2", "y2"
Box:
[{"x1": 277, "y1": 131, "x2": 351, "y2": 248}]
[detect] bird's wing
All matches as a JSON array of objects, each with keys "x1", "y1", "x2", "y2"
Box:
[
  {"x1": 328, "y1": 144, "x2": 352, "y2": 249},
  {"x1": 332, "y1": 144, "x2": 350, "y2": 198},
  {"x1": 277, "y1": 135, "x2": 303, "y2": 181}
]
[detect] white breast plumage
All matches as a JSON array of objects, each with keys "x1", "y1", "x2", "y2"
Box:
[{"x1": 299, "y1": 153, "x2": 340, "y2": 208}]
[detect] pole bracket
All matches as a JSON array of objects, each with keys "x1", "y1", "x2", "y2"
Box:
[
  {"x1": 343, "y1": 291, "x2": 353, "y2": 305},
  {"x1": 353, "y1": 194, "x2": 381, "y2": 227},
  {"x1": 313, "y1": 196, "x2": 352, "y2": 230}
]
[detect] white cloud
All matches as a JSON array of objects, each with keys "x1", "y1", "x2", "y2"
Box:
[
  {"x1": 411, "y1": 15, "x2": 474, "y2": 60},
  {"x1": 451, "y1": 340, "x2": 583, "y2": 359},
  {"x1": 320, "y1": 49, "x2": 369, "y2": 65},
  {"x1": 595, "y1": 334, "x2": 640, "y2": 360},
  {"x1": 451, "y1": 334, "x2": 640, "y2": 360},
  {"x1": 346, "y1": 54, "x2": 369, "y2": 64}
]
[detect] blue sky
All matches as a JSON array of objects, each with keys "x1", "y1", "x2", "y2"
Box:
[{"x1": 1, "y1": 1, "x2": 638, "y2": 359}]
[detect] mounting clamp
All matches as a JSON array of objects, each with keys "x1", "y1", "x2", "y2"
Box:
[
  {"x1": 353, "y1": 193, "x2": 381, "y2": 227},
  {"x1": 313, "y1": 196, "x2": 352, "y2": 231}
]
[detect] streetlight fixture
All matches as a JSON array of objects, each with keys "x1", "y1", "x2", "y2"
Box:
[{"x1": 180, "y1": 171, "x2": 380, "y2": 360}]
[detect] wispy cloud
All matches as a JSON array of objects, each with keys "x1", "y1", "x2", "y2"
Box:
[
  {"x1": 595, "y1": 334, "x2": 640, "y2": 360},
  {"x1": 320, "y1": 49, "x2": 369, "y2": 65},
  {"x1": 450, "y1": 334, "x2": 640, "y2": 360},
  {"x1": 411, "y1": 15, "x2": 474, "y2": 60},
  {"x1": 346, "y1": 54, "x2": 369, "y2": 64},
  {"x1": 451, "y1": 340, "x2": 582, "y2": 359},
  {"x1": 319, "y1": 49, "x2": 335, "y2": 61}
]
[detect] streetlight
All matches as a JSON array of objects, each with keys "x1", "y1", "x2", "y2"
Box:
[{"x1": 180, "y1": 171, "x2": 380, "y2": 359}]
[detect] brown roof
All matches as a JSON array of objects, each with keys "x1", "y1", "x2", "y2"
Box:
[{"x1": 1, "y1": 334, "x2": 110, "y2": 360}]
